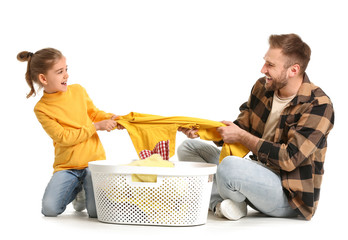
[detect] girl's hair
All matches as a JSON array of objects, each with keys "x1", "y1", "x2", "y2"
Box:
[
  {"x1": 17, "y1": 48, "x2": 63, "y2": 98},
  {"x1": 268, "y1": 34, "x2": 311, "y2": 75}
]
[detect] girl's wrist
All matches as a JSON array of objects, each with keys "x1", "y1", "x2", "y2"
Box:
[{"x1": 93, "y1": 122, "x2": 100, "y2": 131}]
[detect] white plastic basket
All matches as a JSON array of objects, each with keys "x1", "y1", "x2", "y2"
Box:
[{"x1": 89, "y1": 160, "x2": 217, "y2": 226}]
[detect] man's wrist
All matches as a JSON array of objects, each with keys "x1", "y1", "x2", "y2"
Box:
[{"x1": 239, "y1": 129, "x2": 259, "y2": 154}]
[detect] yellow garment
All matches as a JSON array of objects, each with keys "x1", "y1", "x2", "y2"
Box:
[
  {"x1": 126, "y1": 154, "x2": 174, "y2": 182},
  {"x1": 117, "y1": 112, "x2": 249, "y2": 163},
  {"x1": 34, "y1": 84, "x2": 114, "y2": 173}
]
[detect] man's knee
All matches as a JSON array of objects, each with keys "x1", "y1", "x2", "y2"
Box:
[
  {"x1": 218, "y1": 156, "x2": 245, "y2": 175},
  {"x1": 178, "y1": 139, "x2": 195, "y2": 151},
  {"x1": 177, "y1": 139, "x2": 195, "y2": 159},
  {"x1": 217, "y1": 156, "x2": 254, "y2": 185}
]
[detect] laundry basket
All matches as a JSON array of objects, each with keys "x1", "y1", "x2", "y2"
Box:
[{"x1": 89, "y1": 160, "x2": 217, "y2": 226}]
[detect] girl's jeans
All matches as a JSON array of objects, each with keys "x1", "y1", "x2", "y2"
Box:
[
  {"x1": 41, "y1": 168, "x2": 97, "y2": 218},
  {"x1": 177, "y1": 139, "x2": 297, "y2": 218}
]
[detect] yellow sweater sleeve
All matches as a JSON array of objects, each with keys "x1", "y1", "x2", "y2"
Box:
[
  {"x1": 83, "y1": 86, "x2": 114, "y2": 122},
  {"x1": 34, "y1": 109, "x2": 97, "y2": 146}
]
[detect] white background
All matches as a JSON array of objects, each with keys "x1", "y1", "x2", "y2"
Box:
[{"x1": 1, "y1": 0, "x2": 346, "y2": 239}]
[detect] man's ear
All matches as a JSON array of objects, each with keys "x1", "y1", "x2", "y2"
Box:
[
  {"x1": 38, "y1": 74, "x2": 48, "y2": 86},
  {"x1": 288, "y1": 64, "x2": 300, "y2": 78}
]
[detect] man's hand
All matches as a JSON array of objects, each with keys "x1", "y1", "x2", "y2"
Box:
[
  {"x1": 217, "y1": 120, "x2": 259, "y2": 154},
  {"x1": 178, "y1": 127, "x2": 199, "y2": 139},
  {"x1": 216, "y1": 121, "x2": 243, "y2": 144}
]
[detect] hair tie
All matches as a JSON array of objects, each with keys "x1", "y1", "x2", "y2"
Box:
[{"x1": 28, "y1": 52, "x2": 34, "y2": 58}]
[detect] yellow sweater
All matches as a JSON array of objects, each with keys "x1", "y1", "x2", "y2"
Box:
[{"x1": 34, "y1": 84, "x2": 113, "y2": 173}]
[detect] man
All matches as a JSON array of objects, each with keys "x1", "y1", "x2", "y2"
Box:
[{"x1": 178, "y1": 34, "x2": 334, "y2": 220}]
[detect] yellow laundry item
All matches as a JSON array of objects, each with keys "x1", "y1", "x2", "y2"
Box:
[
  {"x1": 116, "y1": 112, "x2": 249, "y2": 163},
  {"x1": 126, "y1": 154, "x2": 174, "y2": 182}
]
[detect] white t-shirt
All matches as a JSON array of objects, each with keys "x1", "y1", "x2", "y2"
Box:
[{"x1": 262, "y1": 92, "x2": 295, "y2": 141}]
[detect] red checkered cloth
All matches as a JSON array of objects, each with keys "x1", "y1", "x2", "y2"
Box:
[{"x1": 139, "y1": 140, "x2": 170, "y2": 160}]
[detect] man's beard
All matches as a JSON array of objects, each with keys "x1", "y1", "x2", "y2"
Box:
[{"x1": 265, "y1": 70, "x2": 288, "y2": 92}]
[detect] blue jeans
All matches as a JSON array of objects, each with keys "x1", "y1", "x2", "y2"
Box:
[
  {"x1": 177, "y1": 139, "x2": 297, "y2": 218},
  {"x1": 41, "y1": 168, "x2": 97, "y2": 218}
]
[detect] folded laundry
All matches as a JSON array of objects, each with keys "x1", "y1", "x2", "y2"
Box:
[
  {"x1": 117, "y1": 112, "x2": 249, "y2": 163},
  {"x1": 126, "y1": 154, "x2": 174, "y2": 182}
]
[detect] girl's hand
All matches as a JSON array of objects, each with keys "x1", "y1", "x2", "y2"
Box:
[
  {"x1": 111, "y1": 115, "x2": 119, "y2": 120},
  {"x1": 94, "y1": 119, "x2": 117, "y2": 132},
  {"x1": 111, "y1": 115, "x2": 125, "y2": 130}
]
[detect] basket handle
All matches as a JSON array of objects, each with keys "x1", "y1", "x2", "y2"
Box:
[{"x1": 126, "y1": 174, "x2": 165, "y2": 187}]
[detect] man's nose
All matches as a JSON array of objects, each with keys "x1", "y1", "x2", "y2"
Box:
[{"x1": 260, "y1": 64, "x2": 267, "y2": 74}]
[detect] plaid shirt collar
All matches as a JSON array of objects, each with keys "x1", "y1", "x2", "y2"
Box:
[{"x1": 264, "y1": 73, "x2": 314, "y2": 106}]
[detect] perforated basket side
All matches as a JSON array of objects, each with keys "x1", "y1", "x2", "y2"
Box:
[{"x1": 91, "y1": 172, "x2": 213, "y2": 226}]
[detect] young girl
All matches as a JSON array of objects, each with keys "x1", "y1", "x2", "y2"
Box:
[{"x1": 18, "y1": 48, "x2": 121, "y2": 217}]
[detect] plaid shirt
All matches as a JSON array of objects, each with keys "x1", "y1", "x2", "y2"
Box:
[{"x1": 234, "y1": 74, "x2": 334, "y2": 220}]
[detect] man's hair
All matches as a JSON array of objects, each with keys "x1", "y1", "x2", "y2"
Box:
[{"x1": 269, "y1": 34, "x2": 311, "y2": 75}]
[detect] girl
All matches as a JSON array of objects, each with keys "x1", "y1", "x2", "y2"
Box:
[{"x1": 18, "y1": 48, "x2": 121, "y2": 217}]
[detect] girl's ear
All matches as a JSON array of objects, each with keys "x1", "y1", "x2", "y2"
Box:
[{"x1": 38, "y1": 74, "x2": 48, "y2": 85}]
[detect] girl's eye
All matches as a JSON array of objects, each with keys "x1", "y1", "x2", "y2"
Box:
[{"x1": 57, "y1": 68, "x2": 67, "y2": 74}]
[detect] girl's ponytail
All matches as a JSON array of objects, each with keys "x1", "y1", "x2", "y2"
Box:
[
  {"x1": 17, "y1": 51, "x2": 36, "y2": 98},
  {"x1": 17, "y1": 48, "x2": 63, "y2": 98}
]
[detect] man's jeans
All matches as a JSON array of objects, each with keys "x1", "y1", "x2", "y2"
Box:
[
  {"x1": 177, "y1": 139, "x2": 297, "y2": 218},
  {"x1": 41, "y1": 168, "x2": 97, "y2": 217}
]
